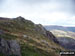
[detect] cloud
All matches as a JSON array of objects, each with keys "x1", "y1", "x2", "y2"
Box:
[
  {"x1": 17, "y1": 0, "x2": 50, "y2": 4},
  {"x1": 0, "y1": 0, "x2": 75, "y2": 26},
  {"x1": 67, "y1": 16, "x2": 75, "y2": 24}
]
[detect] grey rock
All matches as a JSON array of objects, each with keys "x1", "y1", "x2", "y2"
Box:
[
  {"x1": 41, "y1": 40, "x2": 48, "y2": 44},
  {"x1": 9, "y1": 40, "x2": 21, "y2": 56},
  {"x1": 0, "y1": 38, "x2": 21, "y2": 56},
  {"x1": 35, "y1": 24, "x2": 47, "y2": 35},
  {"x1": 23, "y1": 35, "x2": 28, "y2": 38},
  {"x1": 0, "y1": 38, "x2": 11, "y2": 55}
]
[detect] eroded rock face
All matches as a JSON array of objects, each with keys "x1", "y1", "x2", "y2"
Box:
[{"x1": 0, "y1": 38, "x2": 21, "y2": 56}]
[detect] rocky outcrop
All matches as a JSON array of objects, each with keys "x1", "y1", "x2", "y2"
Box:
[
  {"x1": 35, "y1": 24, "x2": 47, "y2": 35},
  {"x1": 35, "y1": 24, "x2": 59, "y2": 44},
  {"x1": 0, "y1": 38, "x2": 21, "y2": 56}
]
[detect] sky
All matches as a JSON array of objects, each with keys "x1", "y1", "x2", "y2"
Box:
[{"x1": 0, "y1": 0, "x2": 75, "y2": 26}]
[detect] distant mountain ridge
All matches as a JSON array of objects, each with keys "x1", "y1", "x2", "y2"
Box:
[{"x1": 44, "y1": 25, "x2": 75, "y2": 32}]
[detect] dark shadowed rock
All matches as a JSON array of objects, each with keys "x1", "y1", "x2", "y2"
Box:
[{"x1": 46, "y1": 31, "x2": 59, "y2": 43}]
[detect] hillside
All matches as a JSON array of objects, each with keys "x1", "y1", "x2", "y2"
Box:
[{"x1": 0, "y1": 16, "x2": 64, "y2": 56}]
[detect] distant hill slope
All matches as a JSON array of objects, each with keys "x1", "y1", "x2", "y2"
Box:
[
  {"x1": 44, "y1": 25, "x2": 75, "y2": 50},
  {"x1": 50, "y1": 30, "x2": 75, "y2": 50},
  {"x1": 57, "y1": 37, "x2": 75, "y2": 50},
  {"x1": 67, "y1": 27, "x2": 75, "y2": 32},
  {"x1": 44, "y1": 25, "x2": 69, "y2": 31},
  {"x1": 44, "y1": 25, "x2": 75, "y2": 32},
  {"x1": 50, "y1": 30, "x2": 75, "y2": 39},
  {"x1": 0, "y1": 16, "x2": 64, "y2": 56}
]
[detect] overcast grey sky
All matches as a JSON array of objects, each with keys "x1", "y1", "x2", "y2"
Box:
[{"x1": 0, "y1": 0, "x2": 75, "y2": 26}]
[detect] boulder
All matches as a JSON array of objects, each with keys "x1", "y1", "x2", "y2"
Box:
[{"x1": 0, "y1": 38, "x2": 21, "y2": 56}]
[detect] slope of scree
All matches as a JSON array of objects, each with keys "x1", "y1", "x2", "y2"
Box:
[{"x1": 0, "y1": 16, "x2": 65, "y2": 56}]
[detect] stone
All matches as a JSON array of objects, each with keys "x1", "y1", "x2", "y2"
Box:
[
  {"x1": 23, "y1": 35, "x2": 28, "y2": 38},
  {"x1": 0, "y1": 38, "x2": 21, "y2": 56}
]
